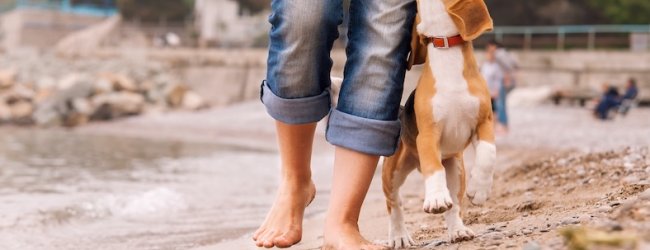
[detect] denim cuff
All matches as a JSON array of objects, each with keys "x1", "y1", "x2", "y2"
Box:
[
  {"x1": 326, "y1": 109, "x2": 401, "y2": 156},
  {"x1": 261, "y1": 81, "x2": 331, "y2": 124}
]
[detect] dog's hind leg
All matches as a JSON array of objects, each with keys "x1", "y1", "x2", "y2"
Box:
[
  {"x1": 382, "y1": 143, "x2": 417, "y2": 249},
  {"x1": 443, "y1": 155, "x2": 475, "y2": 243}
]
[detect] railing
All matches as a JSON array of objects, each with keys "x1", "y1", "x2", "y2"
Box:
[
  {"x1": 1, "y1": 0, "x2": 116, "y2": 17},
  {"x1": 478, "y1": 25, "x2": 650, "y2": 51}
]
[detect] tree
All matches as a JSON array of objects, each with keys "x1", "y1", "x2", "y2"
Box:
[
  {"x1": 588, "y1": 0, "x2": 650, "y2": 24},
  {"x1": 117, "y1": 0, "x2": 194, "y2": 22},
  {"x1": 236, "y1": 0, "x2": 269, "y2": 14}
]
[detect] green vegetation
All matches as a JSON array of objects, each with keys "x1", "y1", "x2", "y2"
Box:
[
  {"x1": 588, "y1": 0, "x2": 650, "y2": 24},
  {"x1": 112, "y1": 0, "x2": 649, "y2": 25},
  {"x1": 117, "y1": 0, "x2": 195, "y2": 22}
]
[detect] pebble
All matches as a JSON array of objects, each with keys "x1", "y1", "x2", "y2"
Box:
[
  {"x1": 522, "y1": 229, "x2": 533, "y2": 235},
  {"x1": 609, "y1": 201, "x2": 622, "y2": 208},
  {"x1": 597, "y1": 205, "x2": 612, "y2": 213},
  {"x1": 523, "y1": 241, "x2": 542, "y2": 250},
  {"x1": 622, "y1": 175, "x2": 640, "y2": 184},
  {"x1": 539, "y1": 228, "x2": 550, "y2": 233},
  {"x1": 561, "y1": 217, "x2": 580, "y2": 225},
  {"x1": 640, "y1": 189, "x2": 650, "y2": 200}
]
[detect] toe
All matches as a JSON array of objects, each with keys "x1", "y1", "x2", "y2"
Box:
[
  {"x1": 253, "y1": 227, "x2": 267, "y2": 241},
  {"x1": 273, "y1": 230, "x2": 302, "y2": 248},
  {"x1": 258, "y1": 230, "x2": 275, "y2": 248}
]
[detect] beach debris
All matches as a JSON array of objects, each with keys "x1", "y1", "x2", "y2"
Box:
[{"x1": 560, "y1": 226, "x2": 637, "y2": 250}]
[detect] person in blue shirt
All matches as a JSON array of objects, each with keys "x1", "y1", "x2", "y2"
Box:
[
  {"x1": 594, "y1": 84, "x2": 621, "y2": 120},
  {"x1": 619, "y1": 78, "x2": 639, "y2": 116}
]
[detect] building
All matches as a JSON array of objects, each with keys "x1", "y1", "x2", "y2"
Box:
[{"x1": 194, "y1": 0, "x2": 269, "y2": 48}]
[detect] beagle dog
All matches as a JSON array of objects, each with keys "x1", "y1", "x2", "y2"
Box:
[{"x1": 382, "y1": 0, "x2": 495, "y2": 248}]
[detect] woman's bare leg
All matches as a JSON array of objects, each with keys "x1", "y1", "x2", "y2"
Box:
[
  {"x1": 322, "y1": 147, "x2": 389, "y2": 250},
  {"x1": 253, "y1": 121, "x2": 317, "y2": 248}
]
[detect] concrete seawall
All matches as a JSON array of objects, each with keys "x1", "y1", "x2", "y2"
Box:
[{"x1": 80, "y1": 49, "x2": 650, "y2": 106}]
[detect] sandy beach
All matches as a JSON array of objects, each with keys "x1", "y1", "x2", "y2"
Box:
[{"x1": 64, "y1": 101, "x2": 650, "y2": 250}]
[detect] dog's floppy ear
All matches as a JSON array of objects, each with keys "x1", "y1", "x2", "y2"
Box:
[
  {"x1": 444, "y1": 0, "x2": 493, "y2": 41},
  {"x1": 407, "y1": 14, "x2": 427, "y2": 70}
]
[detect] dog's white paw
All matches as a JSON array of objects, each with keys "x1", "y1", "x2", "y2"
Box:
[
  {"x1": 388, "y1": 229, "x2": 415, "y2": 249},
  {"x1": 423, "y1": 191, "x2": 453, "y2": 214},
  {"x1": 448, "y1": 226, "x2": 475, "y2": 243},
  {"x1": 466, "y1": 174, "x2": 492, "y2": 205}
]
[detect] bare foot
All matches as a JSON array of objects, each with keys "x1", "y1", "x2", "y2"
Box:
[
  {"x1": 253, "y1": 180, "x2": 316, "y2": 248},
  {"x1": 322, "y1": 223, "x2": 389, "y2": 250}
]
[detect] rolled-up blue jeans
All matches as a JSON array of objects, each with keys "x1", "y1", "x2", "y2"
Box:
[{"x1": 261, "y1": 0, "x2": 417, "y2": 156}]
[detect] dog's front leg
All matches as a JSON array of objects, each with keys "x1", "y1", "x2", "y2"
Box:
[
  {"x1": 417, "y1": 130, "x2": 453, "y2": 214},
  {"x1": 467, "y1": 115, "x2": 497, "y2": 205}
]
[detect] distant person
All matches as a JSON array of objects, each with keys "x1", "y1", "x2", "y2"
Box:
[
  {"x1": 594, "y1": 84, "x2": 621, "y2": 120},
  {"x1": 619, "y1": 78, "x2": 639, "y2": 116},
  {"x1": 482, "y1": 40, "x2": 515, "y2": 133}
]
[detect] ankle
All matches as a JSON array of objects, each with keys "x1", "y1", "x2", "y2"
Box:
[
  {"x1": 325, "y1": 217, "x2": 359, "y2": 232},
  {"x1": 280, "y1": 175, "x2": 312, "y2": 188}
]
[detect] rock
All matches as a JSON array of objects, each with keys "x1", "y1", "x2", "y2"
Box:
[
  {"x1": 91, "y1": 92, "x2": 144, "y2": 119},
  {"x1": 32, "y1": 101, "x2": 62, "y2": 126},
  {"x1": 0, "y1": 68, "x2": 17, "y2": 88},
  {"x1": 561, "y1": 217, "x2": 580, "y2": 225},
  {"x1": 9, "y1": 101, "x2": 34, "y2": 123},
  {"x1": 522, "y1": 229, "x2": 533, "y2": 235},
  {"x1": 100, "y1": 73, "x2": 137, "y2": 92},
  {"x1": 93, "y1": 78, "x2": 113, "y2": 95},
  {"x1": 181, "y1": 91, "x2": 205, "y2": 110},
  {"x1": 33, "y1": 89, "x2": 53, "y2": 104},
  {"x1": 72, "y1": 98, "x2": 94, "y2": 115},
  {"x1": 597, "y1": 205, "x2": 612, "y2": 213},
  {"x1": 56, "y1": 74, "x2": 95, "y2": 100},
  {"x1": 622, "y1": 175, "x2": 640, "y2": 184},
  {"x1": 64, "y1": 112, "x2": 89, "y2": 127},
  {"x1": 0, "y1": 103, "x2": 11, "y2": 121},
  {"x1": 639, "y1": 189, "x2": 650, "y2": 201},
  {"x1": 523, "y1": 241, "x2": 541, "y2": 250},
  {"x1": 0, "y1": 84, "x2": 35, "y2": 103},
  {"x1": 35, "y1": 76, "x2": 57, "y2": 91},
  {"x1": 164, "y1": 83, "x2": 187, "y2": 107}
]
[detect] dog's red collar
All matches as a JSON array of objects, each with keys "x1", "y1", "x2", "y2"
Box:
[{"x1": 427, "y1": 35, "x2": 465, "y2": 49}]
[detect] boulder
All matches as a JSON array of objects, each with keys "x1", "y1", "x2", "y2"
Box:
[
  {"x1": 91, "y1": 92, "x2": 145, "y2": 119},
  {"x1": 93, "y1": 78, "x2": 114, "y2": 95},
  {"x1": 64, "y1": 112, "x2": 89, "y2": 127},
  {"x1": 0, "y1": 84, "x2": 36, "y2": 103},
  {"x1": 9, "y1": 101, "x2": 34, "y2": 123},
  {"x1": 35, "y1": 76, "x2": 57, "y2": 91},
  {"x1": 32, "y1": 101, "x2": 62, "y2": 126},
  {"x1": 0, "y1": 68, "x2": 17, "y2": 89},
  {"x1": 100, "y1": 73, "x2": 138, "y2": 92},
  {"x1": 164, "y1": 83, "x2": 187, "y2": 107},
  {"x1": 72, "y1": 98, "x2": 94, "y2": 115},
  {"x1": 182, "y1": 91, "x2": 206, "y2": 110},
  {"x1": 0, "y1": 103, "x2": 11, "y2": 122}
]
